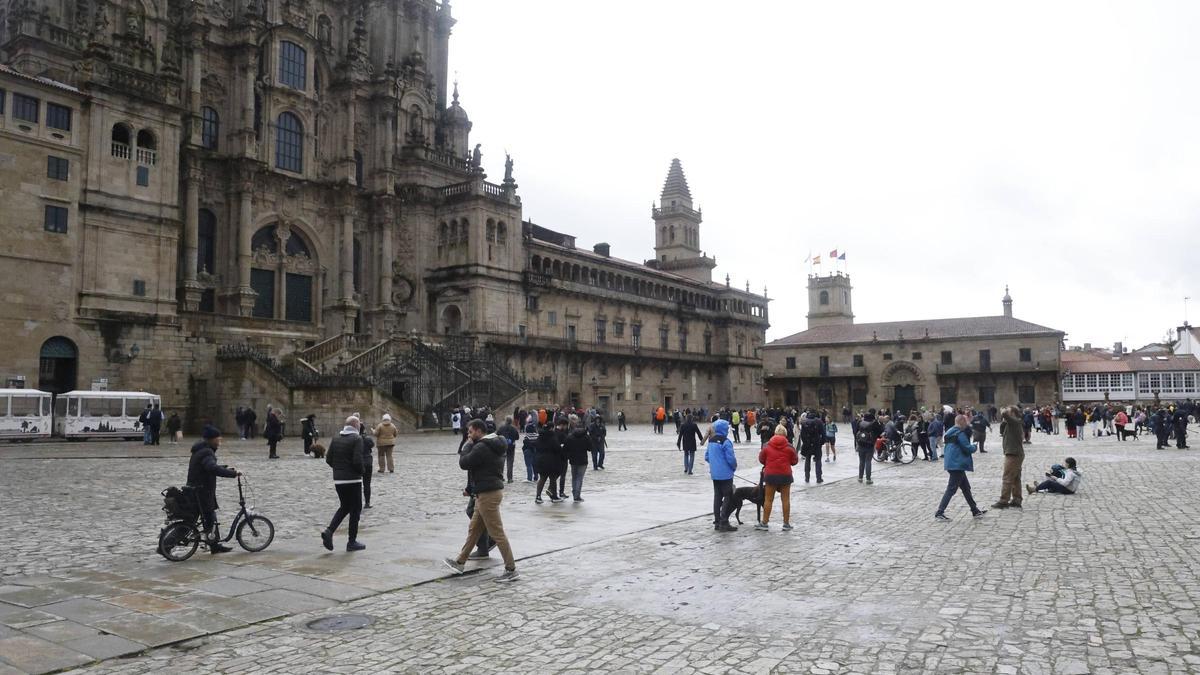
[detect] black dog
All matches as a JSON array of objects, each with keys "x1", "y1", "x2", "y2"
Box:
[
  {"x1": 1118, "y1": 427, "x2": 1139, "y2": 441},
  {"x1": 730, "y1": 485, "x2": 764, "y2": 525}
]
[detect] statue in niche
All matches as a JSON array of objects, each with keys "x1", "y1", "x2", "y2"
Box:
[
  {"x1": 504, "y1": 153, "x2": 514, "y2": 182},
  {"x1": 124, "y1": 10, "x2": 140, "y2": 35},
  {"x1": 471, "y1": 143, "x2": 481, "y2": 168}
]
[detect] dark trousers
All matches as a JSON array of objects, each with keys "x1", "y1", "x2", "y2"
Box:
[
  {"x1": 536, "y1": 472, "x2": 560, "y2": 498},
  {"x1": 303, "y1": 436, "x2": 313, "y2": 454},
  {"x1": 362, "y1": 468, "x2": 372, "y2": 506},
  {"x1": 918, "y1": 433, "x2": 931, "y2": 458},
  {"x1": 803, "y1": 453, "x2": 822, "y2": 482},
  {"x1": 505, "y1": 448, "x2": 515, "y2": 482},
  {"x1": 857, "y1": 447, "x2": 873, "y2": 480},
  {"x1": 268, "y1": 439, "x2": 278, "y2": 457},
  {"x1": 590, "y1": 449, "x2": 601, "y2": 469},
  {"x1": 1177, "y1": 428, "x2": 1189, "y2": 448},
  {"x1": 200, "y1": 508, "x2": 218, "y2": 538},
  {"x1": 327, "y1": 482, "x2": 362, "y2": 543},
  {"x1": 731, "y1": 426, "x2": 741, "y2": 442},
  {"x1": 558, "y1": 462, "x2": 567, "y2": 496},
  {"x1": 618, "y1": 419, "x2": 627, "y2": 430},
  {"x1": 150, "y1": 425, "x2": 161, "y2": 445},
  {"x1": 522, "y1": 448, "x2": 537, "y2": 481},
  {"x1": 1036, "y1": 479, "x2": 1073, "y2": 494},
  {"x1": 1157, "y1": 432, "x2": 1170, "y2": 449},
  {"x1": 571, "y1": 463, "x2": 587, "y2": 498},
  {"x1": 711, "y1": 478, "x2": 733, "y2": 525},
  {"x1": 683, "y1": 449, "x2": 695, "y2": 473},
  {"x1": 936, "y1": 470, "x2": 980, "y2": 515}
]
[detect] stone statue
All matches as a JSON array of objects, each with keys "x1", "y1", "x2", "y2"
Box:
[
  {"x1": 125, "y1": 11, "x2": 140, "y2": 35},
  {"x1": 93, "y1": 5, "x2": 109, "y2": 33},
  {"x1": 471, "y1": 143, "x2": 481, "y2": 168},
  {"x1": 503, "y1": 153, "x2": 513, "y2": 182}
]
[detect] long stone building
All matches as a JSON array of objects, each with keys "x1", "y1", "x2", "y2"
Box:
[
  {"x1": 763, "y1": 275, "x2": 1063, "y2": 413},
  {"x1": 0, "y1": 0, "x2": 767, "y2": 429}
]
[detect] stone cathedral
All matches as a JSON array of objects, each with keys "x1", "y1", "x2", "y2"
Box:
[{"x1": 0, "y1": 0, "x2": 769, "y2": 429}]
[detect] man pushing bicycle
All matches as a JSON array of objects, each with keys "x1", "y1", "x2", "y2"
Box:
[{"x1": 188, "y1": 425, "x2": 241, "y2": 554}]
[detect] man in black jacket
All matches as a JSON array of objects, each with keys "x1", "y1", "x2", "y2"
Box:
[
  {"x1": 187, "y1": 425, "x2": 240, "y2": 554},
  {"x1": 321, "y1": 417, "x2": 366, "y2": 552},
  {"x1": 444, "y1": 420, "x2": 518, "y2": 581},
  {"x1": 677, "y1": 415, "x2": 704, "y2": 475},
  {"x1": 496, "y1": 416, "x2": 520, "y2": 483}
]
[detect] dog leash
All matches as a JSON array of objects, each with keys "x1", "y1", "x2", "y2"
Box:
[{"x1": 732, "y1": 472, "x2": 761, "y2": 485}]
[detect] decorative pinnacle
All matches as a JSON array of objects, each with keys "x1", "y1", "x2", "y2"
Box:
[{"x1": 452, "y1": 79, "x2": 459, "y2": 105}]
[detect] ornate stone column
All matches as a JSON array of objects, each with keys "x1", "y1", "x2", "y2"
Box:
[
  {"x1": 331, "y1": 203, "x2": 359, "y2": 333},
  {"x1": 180, "y1": 161, "x2": 205, "y2": 311},
  {"x1": 232, "y1": 170, "x2": 258, "y2": 315}
]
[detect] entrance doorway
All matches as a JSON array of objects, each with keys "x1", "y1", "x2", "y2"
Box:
[
  {"x1": 598, "y1": 395, "x2": 610, "y2": 418},
  {"x1": 664, "y1": 395, "x2": 673, "y2": 411},
  {"x1": 892, "y1": 385, "x2": 916, "y2": 415},
  {"x1": 38, "y1": 336, "x2": 78, "y2": 394}
]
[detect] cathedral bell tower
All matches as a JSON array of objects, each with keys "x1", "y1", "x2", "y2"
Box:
[
  {"x1": 807, "y1": 273, "x2": 854, "y2": 328},
  {"x1": 649, "y1": 159, "x2": 716, "y2": 282}
]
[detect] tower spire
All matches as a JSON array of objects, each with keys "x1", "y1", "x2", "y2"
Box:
[{"x1": 661, "y1": 158, "x2": 692, "y2": 202}]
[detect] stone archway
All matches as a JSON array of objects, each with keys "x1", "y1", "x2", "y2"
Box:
[
  {"x1": 39, "y1": 336, "x2": 78, "y2": 394},
  {"x1": 881, "y1": 361, "x2": 922, "y2": 414},
  {"x1": 440, "y1": 304, "x2": 463, "y2": 335}
]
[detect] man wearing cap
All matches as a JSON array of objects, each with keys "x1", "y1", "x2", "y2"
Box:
[
  {"x1": 321, "y1": 416, "x2": 367, "y2": 551},
  {"x1": 187, "y1": 426, "x2": 240, "y2": 554}
]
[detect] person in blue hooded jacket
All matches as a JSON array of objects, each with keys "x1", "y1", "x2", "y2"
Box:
[
  {"x1": 705, "y1": 419, "x2": 739, "y2": 532},
  {"x1": 935, "y1": 414, "x2": 987, "y2": 521}
]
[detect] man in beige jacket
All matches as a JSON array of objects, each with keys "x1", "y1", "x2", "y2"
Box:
[
  {"x1": 994, "y1": 405, "x2": 1026, "y2": 509},
  {"x1": 374, "y1": 414, "x2": 399, "y2": 473}
]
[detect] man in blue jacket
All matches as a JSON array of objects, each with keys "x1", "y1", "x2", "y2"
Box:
[
  {"x1": 935, "y1": 415, "x2": 987, "y2": 521},
  {"x1": 705, "y1": 419, "x2": 738, "y2": 532}
]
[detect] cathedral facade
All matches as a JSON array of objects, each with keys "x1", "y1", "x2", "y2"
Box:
[{"x1": 0, "y1": 0, "x2": 767, "y2": 427}]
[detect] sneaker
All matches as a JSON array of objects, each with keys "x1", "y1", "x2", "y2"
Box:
[
  {"x1": 494, "y1": 570, "x2": 520, "y2": 583},
  {"x1": 535, "y1": 497, "x2": 544, "y2": 504},
  {"x1": 865, "y1": 479, "x2": 873, "y2": 485},
  {"x1": 209, "y1": 542, "x2": 233, "y2": 554},
  {"x1": 972, "y1": 510, "x2": 988, "y2": 518},
  {"x1": 1025, "y1": 483, "x2": 1036, "y2": 495},
  {"x1": 717, "y1": 523, "x2": 738, "y2": 532},
  {"x1": 857, "y1": 478, "x2": 863, "y2": 483},
  {"x1": 321, "y1": 530, "x2": 333, "y2": 551},
  {"x1": 347, "y1": 541, "x2": 366, "y2": 552},
  {"x1": 991, "y1": 502, "x2": 1010, "y2": 509},
  {"x1": 754, "y1": 522, "x2": 769, "y2": 531},
  {"x1": 816, "y1": 478, "x2": 824, "y2": 484},
  {"x1": 573, "y1": 496, "x2": 585, "y2": 502},
  {"x1": 1009, "y1": 502, "x2": 1022, "y2": 509},
  {"x1": 443, "y1": 557, "x2": 466, "y2": 574},
  {"x1": 549, "y1": 496, "x2": 563, "y2": 503},
  {"x1": 467, "y1": 551, "x2": 490, "y2": 560},
  {"x1": 364, "y1": 504, "x2": 372, "y2": 509},
  {"x1": 934, "y1": 513, "x2": 951, "y2": 521},
  {"x1": 782, "y1": 523, "x2": 793, "y2": 531}
]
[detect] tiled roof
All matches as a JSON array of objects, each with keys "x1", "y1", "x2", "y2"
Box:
[
  {"x1": 0, "y1": 64, "x2": 80, "y2": 93},
  {"x1": 767, "y1": 316, "x2": 1062, "y2": 347},
  {"x1": 1063, "y1": 353, "x2": 1200, "y2": 373}
]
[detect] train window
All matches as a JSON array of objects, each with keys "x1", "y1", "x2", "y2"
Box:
[
  {"x1": 80, "y1": 398, "x2": 123, "y2": 416},
  {"x1": 56, "y1": 397, "x2": 68, "y2": 416},
  {"x1": 125, "y1": 398, "x2": 148, "y2": 416},
  {"x1": 10, "y1": 396, "x2": 41, "y2": 416}
]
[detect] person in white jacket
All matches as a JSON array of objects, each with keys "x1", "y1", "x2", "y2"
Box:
[{"x1": 1027, "y1": 457, "x2": 1082, "y2": 495}]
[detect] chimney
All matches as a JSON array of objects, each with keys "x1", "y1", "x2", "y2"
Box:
[
  {"x1": 1084, "y1": 342, "x2": 1092, "y2": 350},
  {"x1": 593, "y1": 242, "x2": 610, "y2": 257},
  {"x1": 1113, "y1": 342, "x2": 1123, "y2": 355}
]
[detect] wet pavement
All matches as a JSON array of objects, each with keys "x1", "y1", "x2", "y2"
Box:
[{"x1": 3, "y1": 425, "x2": 1199, "y2": 673}]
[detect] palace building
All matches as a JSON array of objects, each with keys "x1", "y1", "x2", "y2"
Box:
[
  {"x1": 0, "y1": 0, "x2": 767, "y2": 428},
  {"x1": 763, "y1": 275, "x2": 1063, "y2": 412}
]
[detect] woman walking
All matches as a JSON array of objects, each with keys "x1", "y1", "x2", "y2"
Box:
[
  {"x1": 374, "y1": 414, "x2": 399, "y2": 473},
  {"x1": 301, "y1": 414, "x2": 319, "y2": 455},
  {"x1": 535, "y1": 418, "x2": 567, "y2": 503},
  {"x1": 264, "y1": 407, "x2": 282, "y2": 459},
  {"x1": 564, "y1": 416, "x2": 591, "y2": 502},
  {"x1": 756, "y1": 425, "x2": 798, "y2": 531},
  {"x1": 934, "y1": 415, "x2": 987, "y2": 521}
]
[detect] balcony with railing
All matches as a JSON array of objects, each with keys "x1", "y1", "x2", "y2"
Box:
[
  {"x1": 484, "y1": 330, "x2": 761, "y2": 367},
  {"x1": 765, "y1": 365, "x2": 868, "y2": 380},
  {"x1": 111, "y1": 142, "x2": 131, "y2": 160},
  {"x1": 652, "y1": 203, "x2": 702, "y2": 220},
  {"x1": 136, "y1": 147, "x2": 157, "y2": 166},
  {"x1": 935, "y1": 360, "x2": 1051, "y2": 376}
]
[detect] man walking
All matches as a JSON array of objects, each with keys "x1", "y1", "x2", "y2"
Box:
[
  {"x1": 677, "y1": 414, "x2": 704, "y2": 475},
  {"x1": 321, "y1": 417, "x2": 366, "y2": 551},
  {"x1": 444, "y1": 420, "x2": 519, "y2": 582},
  {"x1": 496, "y1": 415, "x2": 520, "y2": 483},
  {"x1": 617, "y1": 410, "x2": 627, "y2": 431},
  {"x1": 993, "y1": 405, "x2": 1025, "y2": 510},
  {"x1": 187, "y1": 426, "x2": 240, "y2": 553}
]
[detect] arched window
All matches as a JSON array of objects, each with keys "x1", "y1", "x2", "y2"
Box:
[
  {"x1": 496, "y1": 221, "x2": 507, "y2": 244},
  {"x1": 353, "y1": 237, "x2": 363, "y2": 294},
  {"x1": 449, "y1": 219, "x2": 459, "y2": 244},
  {"x1": 438, "y1": 222, "x2": 449, "y2": 247},
  {"x1": 819, "y1": 290, "x2": 829, "y2": 306},
  {"x1": 408, "y1": 105, "x2": 423, "y2": 141},
  {"x1": 486, "y1": 219, "x2": 496, "y2": 243},
  {"x1": 136, "y1": 129, "x2": 156, "y2": 150},
  {"x1": 669, "y1": 225, "x2": 675, "y2": 242},
  {"x1": 275, "y1": 112, "x2": 303, "y2": 173},
  {"x1": 279, "y1": 40, "x2": 307, "y2": 90},
  {"x1": 251, "y1": 225, "x2": 279, "y2": 253},
  {"x1": 111, "y1": 123, "x2": 132, "y2": 158},
  {"x1": 459, "y1": 219, "x2": 469, "y2": 244},
  {"x1": 354, "y1": 150, "x2": 364, "y2": 187},
  {"x1": 198, "y1": 209, "x2": 216, "y2": 274},
  {"x1": 199, "y1": 107, "x2": 219, "y2": 151}
]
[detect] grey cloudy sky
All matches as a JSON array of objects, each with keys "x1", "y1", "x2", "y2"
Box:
[{"x1": 448, "y1": 0, "x2": 1199, "y2": 349}]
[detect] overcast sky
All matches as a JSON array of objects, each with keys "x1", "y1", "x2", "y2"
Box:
[{"x1": 448, "y1": 0, "x2": 1198, "y2": 350}]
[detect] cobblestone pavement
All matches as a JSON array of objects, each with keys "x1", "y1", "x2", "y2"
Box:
[{"x1": 4, "y1": 425, "x2": 1200, "y2": 673}]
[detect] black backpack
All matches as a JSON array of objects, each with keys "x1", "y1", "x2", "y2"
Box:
[
  {"x1": 855, "y1": 426, "x2": 875, "y2": 447},
  {"x1": 161, "y1": 486, "x2": 199, "y2": 521}
]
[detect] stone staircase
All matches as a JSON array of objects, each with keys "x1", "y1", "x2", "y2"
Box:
[{"x1": 219, "y1": 334, "x2": 528, "y2": 429}]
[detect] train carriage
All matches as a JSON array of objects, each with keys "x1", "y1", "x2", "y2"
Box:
[
  {"x1": 0, "y1": 389, "x2": 53, "y2": 441},
  {"x1": 53, "y1": 391, "x2": 161, "y2": 440}
]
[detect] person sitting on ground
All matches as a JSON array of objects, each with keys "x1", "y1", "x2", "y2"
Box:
[{"x1": 1027, "y1": 457, "x2": 1082, "y2": 495}]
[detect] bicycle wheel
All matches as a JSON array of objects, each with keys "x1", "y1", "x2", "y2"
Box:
[
  {"x1": 899, "y1": 442, "x2": 916, "y2": 464},
  {"x1": 158, "y1": 522, "x2": 199, "y2": 562},
  {"x1": 236, "y1": 514, "x2": 275, "y2": 552},
  {"x1": 873, "y1": 447, "x2": 887, "y2": 463}
]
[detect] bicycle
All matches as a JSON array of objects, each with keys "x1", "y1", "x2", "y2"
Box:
[
  {"x1": 873, "y1": 437, "x2": 916, "y2": 464},
  {"x1": 157, "y1": 476, "x2": 275, "y2": 562}
]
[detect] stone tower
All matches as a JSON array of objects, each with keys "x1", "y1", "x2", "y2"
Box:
[
  {"x1": 650, "y1": 159, "x2": 716, "y2": 282},
  {"x1": 807, "y1": 273, "x2": 854, "y2": 328},
  {"x1": 1002, "y1": 285, "x2": 1013, "y2": 318}
]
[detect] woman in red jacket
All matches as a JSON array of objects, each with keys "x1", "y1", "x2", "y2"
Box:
[{"x1": 756, "y1": 425, "x2": 799, "y2": 531}]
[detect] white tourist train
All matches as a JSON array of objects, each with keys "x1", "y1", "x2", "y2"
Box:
[
  {"x1": 0, "y1": 388, "x2": 54, "y2": 441},
  {"x1": 51, "y1": 390, "x2": 161, "y2": 441}
]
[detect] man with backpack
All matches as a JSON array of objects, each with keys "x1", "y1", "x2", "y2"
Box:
[{"x1": 855, "y1": 410, "x2": 882, "y2": 484}]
